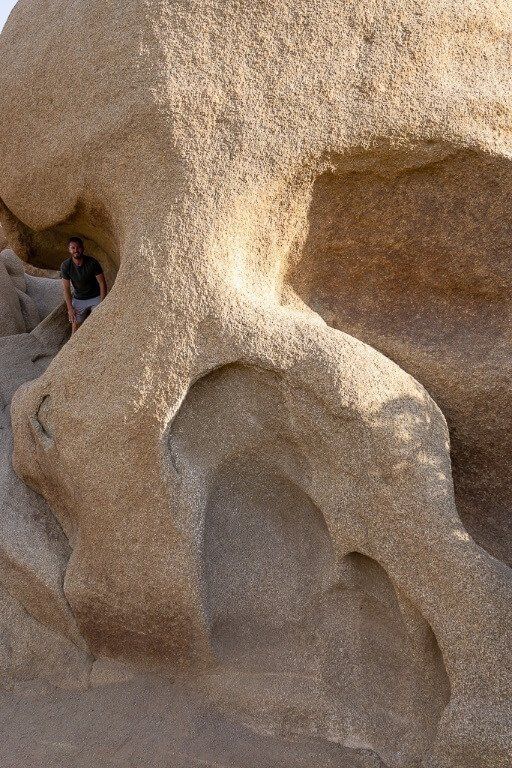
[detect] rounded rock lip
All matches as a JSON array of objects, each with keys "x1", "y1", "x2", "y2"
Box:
[{"x1": 0, "y1": 1, "x2": 511, "y2": 765}]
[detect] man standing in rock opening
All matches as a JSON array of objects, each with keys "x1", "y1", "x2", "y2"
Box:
[{"x1": 61, "y1": 237, "x2": 107, "y2": 334}]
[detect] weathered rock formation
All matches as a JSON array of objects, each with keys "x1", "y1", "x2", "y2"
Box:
[
  {"x1": 288, "y1": 152, "x2": 512, "y2": 566},
  {"x1": 0, "y1": 1, "x2": 510, "y2": 767},
  {"x1": 0, "y1": 243, "x2": 90, "y2": 690},
  {"x1": 0, "y1": 248, "x2": 62, "y2": 335}
]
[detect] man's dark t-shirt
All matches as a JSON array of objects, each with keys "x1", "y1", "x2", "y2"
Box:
[{"x1": 61, "y1": 255, "x2": 103, "y2": 300}]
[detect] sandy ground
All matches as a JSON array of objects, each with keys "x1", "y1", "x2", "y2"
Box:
[{"x1": 0, "y1": 677, "x2": 385, "y2": 768}]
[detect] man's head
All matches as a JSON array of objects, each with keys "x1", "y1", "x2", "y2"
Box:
[{"x1": 68, "y1": 236, "x2": 84, "y2": 261}]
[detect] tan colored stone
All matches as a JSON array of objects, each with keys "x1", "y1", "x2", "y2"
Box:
[
  {"x1": 0, "y1": 586, "x2": 91, "y2": 691},
  {"x1": 1, "y1": 248, "x2": 26, "y2": 292},
  {"x1": 0, "y1": 249, "x2": 62, "y2": 335},
  {"x1": 0, "y1": 677, "x2": 386, "y2": 767},
  {"x1": 0, "y1": 258, "x2": 25, "y2": 336},
  {"x1": 288, "y1": 153, "x2": 512, "y2": 565},
  {"x1": 0, "y1": 309, "x2": 80, "y2": 648},
  {"x1": 0, "y1": 1, "x2": 510, "y2": 766},
  {"x1": 25, "y1": 273, "x2": 63, "y2": 320},
  {"x1": 24, "y1": 263, "x2": 60, "y2": 278}
]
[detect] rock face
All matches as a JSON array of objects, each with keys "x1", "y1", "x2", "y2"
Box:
[
  {"x1": 0, "y1": 248, "x2": 62, "y2": 336},
  {"x1": 0, "y1": 311, "x2": 92, "y2": 693},
  {"x1": 288, "y1": 152, "x2": 512, "y2": 566},
  {"x1": 0, "y1": 1, "x2": 511, "y2": 767}
]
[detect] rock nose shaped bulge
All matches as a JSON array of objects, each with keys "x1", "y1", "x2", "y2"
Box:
[{"x1": 0, "y1": 1, "x2": 511, "y2": 766}]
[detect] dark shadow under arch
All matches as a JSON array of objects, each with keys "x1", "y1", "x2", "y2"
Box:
[
  {"x1": 288, "y1": 149, "x2": 512, "y2": 565},
  {"x1": 168, "y1": 362, "x2": 450, "y2": 767},
  {"x1": 0, "y1": 198, "x2": 119, "y2": 285}
]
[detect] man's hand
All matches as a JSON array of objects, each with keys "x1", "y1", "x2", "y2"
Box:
[
  {"x1": 62, "y1": 278, "x2": 76, "y2": 325},
  {"x1": 96, "y1": 272, "x2": 108, "y2": 301}
]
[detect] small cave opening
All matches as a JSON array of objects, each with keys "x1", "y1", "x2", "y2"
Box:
[
  {"x1": 0, "y1": 197, "x2": 120, "y2": 347},
  {"x1": 0, "y1": 198, "x2": 119, "y2": 288},
  {"x1": 169, "y1": 362, "x2": 450, "y2": 767},
  {"x1": 204, "y1": 453, "x2": 336, "y2": 659},
  {"x1": 287, "y1": 149, "x2": 512, "y2": 565},
  {"x1": 200, "y1": 452, "x2": 449, "y2": 767},
  {"x1": 322, "y1": 551, "x2": 450, "y2": 765}
]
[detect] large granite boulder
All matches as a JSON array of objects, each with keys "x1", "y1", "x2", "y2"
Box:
[
  {"x1": 0, "y1": 1, "x2": 510, "y2": 766},
  {"x1": 0, "y1": 248, "x2": 62, "y2": 335}
]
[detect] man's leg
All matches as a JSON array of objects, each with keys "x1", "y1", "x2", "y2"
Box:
[
  {"x1": 71, "y1": 297, "x2": 101, "y2": 333},
  {"x1": 71, "y1": 300, "x2": 88, "y2": 334},
  {"x1": 78, "y1": 297, "x2": 101, "y2": 329},
  {"x1": 87, "y1": 297, "x2": 101, "y2": 315}
]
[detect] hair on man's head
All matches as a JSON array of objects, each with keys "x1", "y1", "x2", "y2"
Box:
[{"x1": 68, "y1": 236, "x2": 84, "y2": 248}]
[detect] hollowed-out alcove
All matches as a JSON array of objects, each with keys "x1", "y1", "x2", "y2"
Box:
[
  {"x1": 288, "y1": 149, "x2": 512, "y2": 565},
  {"x1": 0, "y1": 198, "x2": 119, "y2": 286},
  {"x1": 169, "y1": 364, "x2": 449, "y2": 766},
  {"x1": 204, "y1": 453, "x2": 336, "y2": 658}
]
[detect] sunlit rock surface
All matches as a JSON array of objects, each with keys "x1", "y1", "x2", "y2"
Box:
[{"x1": 0, "y1": 1, "x2": 510, "y2": 766}]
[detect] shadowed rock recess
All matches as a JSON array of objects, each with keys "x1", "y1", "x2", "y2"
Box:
[{"x1": 0, "y1": 1, "x2": 510, "y2": 767}]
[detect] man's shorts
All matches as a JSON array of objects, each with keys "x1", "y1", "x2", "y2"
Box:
[{"x1": 72, "y1": 296, "x2": 101, "y2": 324}]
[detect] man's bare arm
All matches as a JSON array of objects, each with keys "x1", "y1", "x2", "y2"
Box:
[
  {"x1": 62, "y1": 278, "x2": 76, "y2": 323},
  {"x1": 96, "y1": 273, "x2": 108, "y2": 301}
]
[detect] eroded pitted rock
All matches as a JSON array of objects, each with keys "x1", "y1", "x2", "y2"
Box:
[
  {"x1": 0, "y1": 1, "x2": 511, "y2": 766},
  {"x1": 288, "y1": 151, "x2": 512, "y2": 565},
  {"x1": 0, "y1": 248, "x2": 62, "y2": 335},
  {"x1": 0, "y1": 274, "x2": 89, "y2": 689}
]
